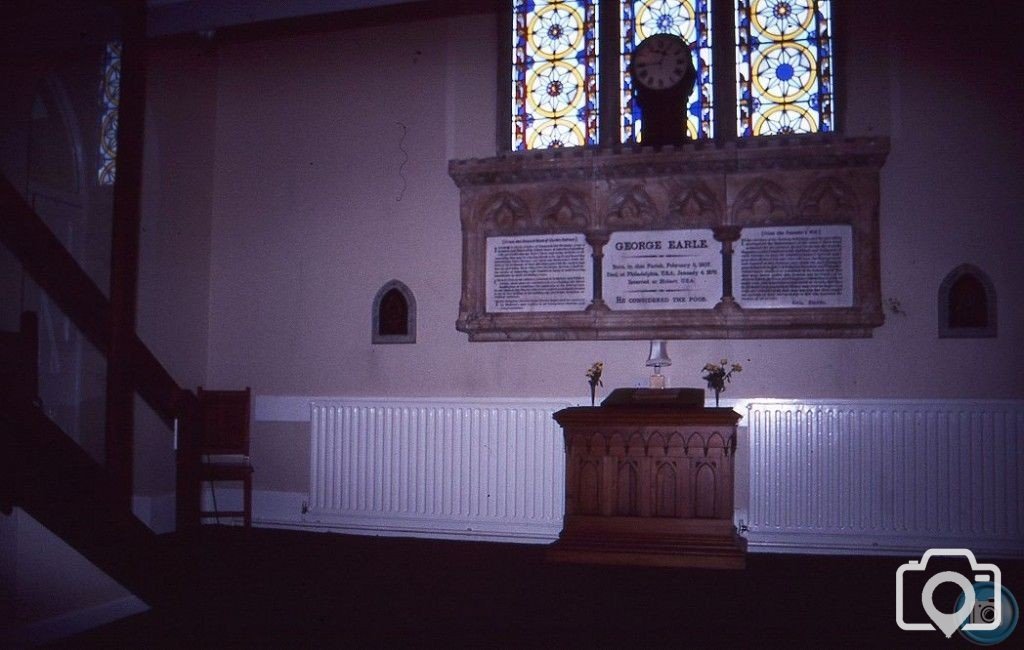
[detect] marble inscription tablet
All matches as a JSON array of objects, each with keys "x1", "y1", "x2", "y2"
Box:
[
  {"x1": 604, "y1": 229, "x2": 720, "y2": 310},
  {"x1": 735, "y1": 225, "x2": 853, "y2": 309},
  {"x1": 486, "y1": 234, "x2": 593, "y2": 313}
]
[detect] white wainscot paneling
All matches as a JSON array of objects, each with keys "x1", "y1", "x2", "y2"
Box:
[{"x1": 742, "y1": 399, "x2": 1024, "y2": 557}]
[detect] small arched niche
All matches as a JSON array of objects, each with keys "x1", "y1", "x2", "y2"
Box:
[
  {"x1": 938, "y1": 264, "x2": 997, "y2": 338},
  {"x1": 372, "y1": 280, "x2": 416, "y2": 344}
]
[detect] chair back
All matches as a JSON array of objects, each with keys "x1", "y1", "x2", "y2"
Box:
[{"x1": 196, "y1": 387, "x2": 251, "y2": 456}]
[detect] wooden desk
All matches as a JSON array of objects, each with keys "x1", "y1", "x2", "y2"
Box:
[{"x1": 547, "y1": 405, "x2": 747, "y2": 569}]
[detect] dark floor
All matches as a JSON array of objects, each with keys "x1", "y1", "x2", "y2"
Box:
[{"x1": 62, "y1": 527, "x2": 1021, "y2": 648}]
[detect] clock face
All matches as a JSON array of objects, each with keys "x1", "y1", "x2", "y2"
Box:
[{"x1": 632, "y1": 34, "x2": 693, "y2": 91}]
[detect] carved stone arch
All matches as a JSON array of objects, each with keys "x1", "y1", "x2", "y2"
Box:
[
  {"x1": 938, "y1": 264, "x2": 997, "y2": 338},
  {"x1": 539, "y1": 189, "x2": 589, "y2": 229},
  {"x1": 606, "y1": 184, "x2": 658, "y2": 228},
  {"x1": 798, "y1": 176, "x2": 860, "y2": 220},
  {"x1": 372, "y1": 280, "x2": 416, "y2": 344},
  {"x1": 731, "y1": 178, "x2": 790, "y2": 223},
  {"x1": 668, "y1": 181, "x2": 722, "y2": 225},
  {"x1": 479, "y1": 191, "x2": 530, "y2": 230}
]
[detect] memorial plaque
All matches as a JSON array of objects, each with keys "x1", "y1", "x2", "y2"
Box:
[
  {"x1": 604, "y1": 229, "x2": 720, "y2": 310},
  {"x1": 735, "y1": 225, "x2": 853, "y2": 309},
  {"x1": 486, "y1": 234, "x2": 593, "y2": 313},
  {"x1": 452, "y1": 138, "x2": 888, "y2": 340}
]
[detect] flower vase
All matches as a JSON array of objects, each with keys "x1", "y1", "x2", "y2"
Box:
[
  {"x1": 714, "y1": 389, "x2": 721, "y2": 407},
  {"x1": 589, "y1": 384, "x2": 596, "y2": 407}
]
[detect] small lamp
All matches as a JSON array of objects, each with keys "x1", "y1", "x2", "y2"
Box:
[{"x1": 645, "y1": 340, "x2": 672, "y2": 389}]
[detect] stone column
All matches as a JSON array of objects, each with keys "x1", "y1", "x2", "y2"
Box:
[
  {"x1": 585, "y1": 230, "x2": 610, "y2": 312},
  {"x1": 713, "y1": 225, "x2": 742, "y2": 313}
]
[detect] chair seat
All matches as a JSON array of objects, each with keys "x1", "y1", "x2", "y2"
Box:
[{"x1": 196, "y1": 386, "x2": 253, "y2": 527}]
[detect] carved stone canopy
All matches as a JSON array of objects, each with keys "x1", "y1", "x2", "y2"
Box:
[{"x1": 449, "y1": 135, "x2": 889, "y2": 341}]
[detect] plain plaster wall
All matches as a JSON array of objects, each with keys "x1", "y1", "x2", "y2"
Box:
[
  {"x1": 134, "y1": 38, "x2": 218, "y2": 497},
  {"x1": 204, "y1": 8, "x2": 1022, "y2": 410}
]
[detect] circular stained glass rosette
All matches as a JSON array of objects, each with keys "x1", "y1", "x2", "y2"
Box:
[
  {"x1": 103, "y1": 68, "x2": 120, "y2": 105},
  {"x1": 753, "y1": 103, "x2": 816, "y2": 135},
  {"x1": 635, "y1": 0, "x2": 697, "y2": 42},
  {"x1": 752, "y1": 42, "x2": 816, "y2": 103},
  {"x1": 750, "y1": 0, "x2": 814, "y2": 39},
  {"x1": 528, "y1": 119, "x2": 586, "y2": 149},
  {"x1": 528, "y1": 2, "x2": 584, "y2": 57},
  {"x1": 527, "y1": 61, "x2": 585, "y2": 118},
  {"x1": 100, "y1": 111, "x2": 119, "y2": 156}
]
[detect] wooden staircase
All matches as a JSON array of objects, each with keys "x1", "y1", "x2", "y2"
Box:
[
  {"x1": 1, "y1": 397, "x2": 182, "y2": 607},
  {"x1": 0, "y1": 172, "x2": 203, "y2": 609}
]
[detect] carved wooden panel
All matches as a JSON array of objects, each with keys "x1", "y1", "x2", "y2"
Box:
[
  {"x1": 449, "y1": 135, "x2": 889, "y2": 340},
  {"x1": 549, "y1": 405, "x2": 747, "y2": 568}
]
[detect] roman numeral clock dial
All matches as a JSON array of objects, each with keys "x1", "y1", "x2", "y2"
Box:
[{"x1": 629, "y1": 33, "x2": 697, "y2": 147}]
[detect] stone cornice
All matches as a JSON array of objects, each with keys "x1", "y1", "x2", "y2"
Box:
[{"x1": 449, "y1": 135, "x2": 890, "y2": 188}]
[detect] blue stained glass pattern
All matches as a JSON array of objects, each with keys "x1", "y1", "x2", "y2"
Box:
[
  {"x1": 97, "y1": 41, "x2": 121, "y2": 185},
  {"x1": 512, "y1": 1, "x2": 600, "y2": 150},
  {"x1": 621, "y1": 1, "x2": 714, "y2": 142},
  {"x1": 735, "y1": 0, "x2": 833, "y2": 136}
]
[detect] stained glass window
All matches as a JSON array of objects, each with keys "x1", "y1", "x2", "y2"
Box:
[
  {"x1": 512, "y1": 1, "x2": 599, "y2": 150},
  {"x1": 97, "y1": 40, "x2": 121, "y2": 185},
  {"x1": 621, "y1": 1, "x2": 714, "y2": 142},
  {"x1": 735, "y1": 0, "x2": 833, "y2": 136}
]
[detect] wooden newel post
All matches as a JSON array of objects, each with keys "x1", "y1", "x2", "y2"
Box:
[
  {"x1": 174, "y1": 388, "x2": 202, "y2": 533},
  {"x1": 104, "y1": 4, "x2": 148, "y2": 513}
]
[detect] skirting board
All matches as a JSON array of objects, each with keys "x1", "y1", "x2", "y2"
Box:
[
  {"x1": 210, "y1": 488, "x2": 1024, "y2": 558},
  {"x1": 741, "y1": 532, "x2": 1024, "y2": 556},
  {"x1": 743, "y1": 532, "x2": 1024, "y2": 558},
  {"x1": 203, "y1": 487, "x2": 560, "y2": 544}
]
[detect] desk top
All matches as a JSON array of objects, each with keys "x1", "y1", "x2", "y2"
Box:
[{"x1": 554, "y1": 405, "x2": 741, "y2": 427}]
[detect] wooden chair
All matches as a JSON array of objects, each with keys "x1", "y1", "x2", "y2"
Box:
[{"x1": 197, "y1": 387, "x2": 254, "y2": 527}]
